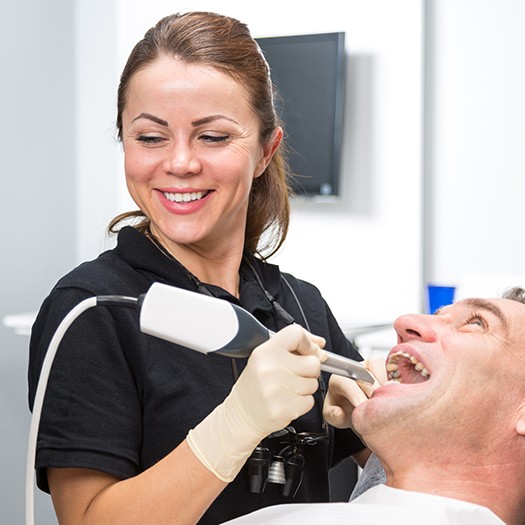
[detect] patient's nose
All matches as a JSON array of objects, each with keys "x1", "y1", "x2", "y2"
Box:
[{"x1": 394, "y1": 314, "x2": 437, "y2": 343}]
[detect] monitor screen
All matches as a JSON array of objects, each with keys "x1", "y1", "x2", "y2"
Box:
[{"x1": 257, "y1": 32, "x2": 346, "y2": 197}]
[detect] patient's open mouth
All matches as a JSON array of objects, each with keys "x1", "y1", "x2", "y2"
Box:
[{"x1": 386, "y1": 351, "x2": 430, "y2": 384}]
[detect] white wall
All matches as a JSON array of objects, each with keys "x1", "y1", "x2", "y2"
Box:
[
  {"x1": 77, "y1": 0, "x2": 424, "y2": 328},
  {"x1": 75, "y1": 1, "x2": 122, "y2": 263},
  {"x1": 426, "y1": 0, "x2": 525, "y2": 290}
]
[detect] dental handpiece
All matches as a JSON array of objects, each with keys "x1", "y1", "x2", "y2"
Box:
[{"x1": 138, "y1": 282, "x2": 375, "y2": 384}]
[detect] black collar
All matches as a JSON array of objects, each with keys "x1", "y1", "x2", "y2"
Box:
[{"x1": 115, "y1": 226, "x2": 283, "y2": 318}]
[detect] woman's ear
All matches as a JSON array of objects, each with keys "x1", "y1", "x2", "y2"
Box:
[{"x1": 254, "y1": 127, "x2": 283, "y2": 178}]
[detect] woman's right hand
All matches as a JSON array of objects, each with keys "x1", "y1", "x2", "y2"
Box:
[
  {"x1": 231, "y1": 323, "x2": 327, "y2": 436},
  {"x1": 187, "y1": 324, "x2": 327, "y2": 481}
]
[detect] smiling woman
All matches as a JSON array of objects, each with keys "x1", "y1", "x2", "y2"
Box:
[
  {"x1": 28, "y1": 11, "x2": 368, "y2": 525},
  {"x1": 120, "y1": 55, "x2": 277, "y2": 259}
]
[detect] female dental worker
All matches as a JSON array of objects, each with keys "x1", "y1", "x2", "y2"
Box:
[{"x1": 28, "y1": 11, "x2": 369, "y2": 525}]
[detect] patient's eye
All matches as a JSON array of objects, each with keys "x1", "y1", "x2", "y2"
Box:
[{"x1": 463, "y1": 313, "x2": 487, "y2": 329}]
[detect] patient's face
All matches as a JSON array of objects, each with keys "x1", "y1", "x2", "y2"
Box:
[{"x1": 352, "y1": 297, "x2": 525, "y2": 454}]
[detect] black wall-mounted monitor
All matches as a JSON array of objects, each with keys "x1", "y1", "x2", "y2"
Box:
[{"x1": 256, "y1": 32, "x2": 346, "y2": 198}]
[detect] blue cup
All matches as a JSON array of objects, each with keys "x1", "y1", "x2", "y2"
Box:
[{"x1": 426, "y1": 285, "x2": 456, "y2": 314}]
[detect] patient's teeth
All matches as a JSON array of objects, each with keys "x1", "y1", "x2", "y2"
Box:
[
  {"x1": 386, "y1": 350, "x2": 431, "y2": 382},
  {"x1": 387, "y1": 373, "x2": 402, "y2": 383}
]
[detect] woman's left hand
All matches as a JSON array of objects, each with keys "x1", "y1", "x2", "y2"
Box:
[{"x1": 322, "y1": 356, "x2": 387, "y2": 429}]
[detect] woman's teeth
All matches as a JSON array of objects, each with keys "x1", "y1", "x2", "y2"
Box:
[
  {"x1": 386, "y1": 351, "x2": 430, "y2": 383},
  {"x1": 164, "y1": 190, "x2": 208, "y2": 203}
]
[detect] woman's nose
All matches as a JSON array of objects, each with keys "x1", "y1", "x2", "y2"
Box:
[
  {"x1": 394, "y1": 313, "x2": 438, "y2": 343},
  {"x1": 164, "y1": 142, "x2": 201, "y2": 176}
]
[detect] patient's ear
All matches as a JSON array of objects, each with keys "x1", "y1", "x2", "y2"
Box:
[{"x1": 515, "y1": 402, "x2": 525, "y2": 436}]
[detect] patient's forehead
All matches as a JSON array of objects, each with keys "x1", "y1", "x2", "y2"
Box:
[
  {"x1": 489, "y1": 298, "x2": 525, "y2": 337},
  {"x1": 441, "y1": 296, "x2": 525, "y2": 316},
  {"x1": 458, "y1": 297, "x2": 525, "y2": 314}
]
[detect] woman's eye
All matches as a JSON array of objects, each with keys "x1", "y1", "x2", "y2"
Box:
[
  {"x1": 200, "y1": 133, "x2": 229, "y2": 144},
  {"x1": 137, "y1": 135, "x2": 166, "y2": 145}
]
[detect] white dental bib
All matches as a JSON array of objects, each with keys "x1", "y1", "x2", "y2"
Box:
[{"x1": 222, "y1": 484, "x2": 504, "y2": 524}]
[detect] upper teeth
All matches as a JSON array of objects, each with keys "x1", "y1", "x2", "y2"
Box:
[
  {"x1": 386, "y1": 351, "x2": 430, "y2": 383},
  {"x1": 164, "y1": 191, "x2": 208, "y2": 203}
]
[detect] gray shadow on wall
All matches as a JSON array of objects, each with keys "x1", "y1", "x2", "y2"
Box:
[{"x1": 341, "y1": 54, "x2": 376, "y2": 215}]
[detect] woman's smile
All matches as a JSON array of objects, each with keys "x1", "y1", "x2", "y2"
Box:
[{"x1": 157, "y1": 188, "x2": 214, "y2": 215}]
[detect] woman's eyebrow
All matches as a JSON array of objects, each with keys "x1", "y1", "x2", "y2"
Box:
[
  {"x1": 132, "y1": 113, "x2": 168, "y2": 126},
  {"x1": 131, "y1": 113, "x2": 239, "y2": 128},
  {"x1": 192, "y1": 114, "x2": 239, "y2": 127}
]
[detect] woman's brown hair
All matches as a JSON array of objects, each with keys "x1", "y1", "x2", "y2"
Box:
[{"x1": 110, "y1": 11, "x2": 292, "y2": 258}]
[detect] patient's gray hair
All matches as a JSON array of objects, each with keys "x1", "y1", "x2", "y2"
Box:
[{"x1": 502, "y1": 287, "x2": 525, "y2": 304}]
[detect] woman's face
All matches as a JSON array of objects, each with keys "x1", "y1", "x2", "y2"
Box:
[{"x1": 121, "y1": 56, "x2": 280, "y2": 255}]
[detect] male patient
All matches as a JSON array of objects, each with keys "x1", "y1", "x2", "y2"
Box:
[{"x1": 224, "y1": 287, "x2": 525, "y2": 524}]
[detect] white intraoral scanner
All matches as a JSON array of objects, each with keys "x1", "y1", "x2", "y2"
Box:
[{"x1": 139, "y1": 282, "x2": 374, "y2": 383}]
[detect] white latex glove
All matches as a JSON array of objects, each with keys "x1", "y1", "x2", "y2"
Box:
[
  {"x1": 187, "y1": 324, "x2": 327, "y2": 482},
  {"x1": 322, "y1": 355, "x2": 387, "y2": 429}
]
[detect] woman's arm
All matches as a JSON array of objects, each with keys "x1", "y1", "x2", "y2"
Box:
[{"x1": 49, "y1": 441, "x2": 225, "y2": 525}]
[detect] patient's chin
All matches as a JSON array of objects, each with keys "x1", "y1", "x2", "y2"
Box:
[
  {"x1": 352, "y1": 392, "x2": 424, "y2": 441},
  {"x1": 351, "y1": 398, "x2": 386, "y2": 435}
]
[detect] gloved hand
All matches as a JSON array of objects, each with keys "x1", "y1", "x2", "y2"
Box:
[
  {"x1": 186, "y1": 324, "x2": 327, "y2": 482},
  {"x1": 323, "y1": 355, "x2": 387, "y2": 429}
]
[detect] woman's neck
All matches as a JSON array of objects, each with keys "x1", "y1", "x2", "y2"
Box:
[{"x1": 146, "y1": 228, "x2": 244, "y2": 297}]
